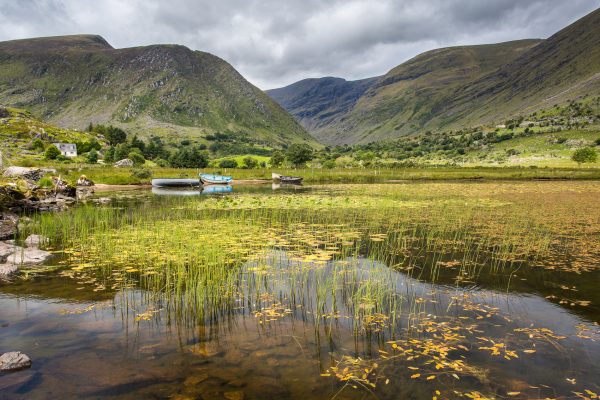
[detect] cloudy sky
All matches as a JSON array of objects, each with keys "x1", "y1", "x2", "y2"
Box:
[{"x1": 0, "y1": 0, "x2": 598, "y2": 89}]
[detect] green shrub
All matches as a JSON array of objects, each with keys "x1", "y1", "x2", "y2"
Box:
[
  {"x1": 218, "y1": 159, "x2": 238, "y2": 168},
  {"x1": 128, "y1": 151, "x2": 145, "y2": 166},
  {"x1": 44, "y1": 145, "x2": 61, "y2": 160},
  {"x1": 131, "y1": 167, "x2": 152, "y2": 180},
  {"x1": 572, "y1": 147, "x2": 598, "y2": 165},
  {"x1": 242, "y1": 156, "x2": 258, "y2": 169},
  {"x1": 37, "y1": 177, "x2": 53, "y2": 188},
  {"x1": 32, "y1": 138, "x2": 45, "y2": 152},
  {"x1": 87, "y1": 149, "x2": 99, "y2": 164}
]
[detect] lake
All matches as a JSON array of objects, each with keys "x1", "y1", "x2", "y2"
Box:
[{"x1": 1, "y1": 182, "x2": 599, "y2": 399}]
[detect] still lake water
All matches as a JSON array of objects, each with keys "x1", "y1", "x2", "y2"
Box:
[{"x1": 1, "y1": 182, "x2": 599, "y2": 399}]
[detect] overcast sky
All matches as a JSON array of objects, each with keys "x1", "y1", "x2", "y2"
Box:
[{"x1": 0, "y1": 0, "x2": 598, "y2": 89}]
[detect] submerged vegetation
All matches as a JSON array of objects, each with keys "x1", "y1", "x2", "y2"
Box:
[{"x1": 6, "y1": 182, "x2": 598, "y2": 399}]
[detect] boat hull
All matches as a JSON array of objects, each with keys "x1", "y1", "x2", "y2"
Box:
[
  {"x1": 199, "y1": 174, "x2": 233, "y2": 185},
  {"x1": 272, "y1": 173, "x2": 303, "y2": 184},
  {"x1": 152, "y1": 178, "x2": 201, "y2": 187}
]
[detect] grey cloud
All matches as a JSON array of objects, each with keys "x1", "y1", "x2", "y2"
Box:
[{"x1": 0, "y1": 0, "x2": 597, "y2": 88}]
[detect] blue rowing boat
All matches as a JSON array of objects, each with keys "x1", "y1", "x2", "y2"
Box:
[{"x1": 199, "y1": 173, "x2": 233, "y2": 185}]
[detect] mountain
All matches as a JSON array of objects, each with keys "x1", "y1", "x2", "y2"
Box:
[
  {"x1": 0, "y1": 35, "x2": 316, "y2": 147},
  {"x1": 270, "y1": 40, "x2": 541, "y2": 145},
  {"x1": 269, "y1": 7, "x2": 600, "y2": 145},
  {"x1": 266, "y1": 76, "x2": 378, "y2": 131},
  {"x1": 435, "y1": 7, "x2": 600, "y2": 128}
]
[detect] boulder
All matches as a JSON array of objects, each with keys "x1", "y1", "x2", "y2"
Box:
[
  {"x1": 6, "y1": 247, "x2": 52, "y2": 265},
  {"x1": 0, "y1": 352, "x2": 32, "y2": 372},
  {"x1": 2, "y1": 167, "x2": 43, "y2": 181},
  {"x1": 0, "y1": 213, "x2": 18, "y2": 240},
  {"x1": 24, "y1": 234, "x2": 48, "y2": 249},
  {"x1": 0, "y1": 263, "x2": 18, "y2": 276},
  {"x1": 76, "y1": 175, "x2": 94, "y2": 187},
  {"x1": 114, "y1": 159, "x2": 134, "y2": 168}
]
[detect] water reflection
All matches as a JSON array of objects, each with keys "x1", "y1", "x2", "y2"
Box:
[
  {"x1": 151, "y1": 185, "x2": 233, "y2": 196},
  {"x1": 1, "y1": 252, "x2": 599, "y2": 399}
]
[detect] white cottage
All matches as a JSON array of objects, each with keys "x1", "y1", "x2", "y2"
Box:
[{"x1": 54, "y1": 143, "x2": 77, "y2": 157}]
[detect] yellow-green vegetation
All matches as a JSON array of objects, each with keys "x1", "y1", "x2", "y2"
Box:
[
  {"x1": 49, "y1": 164, "x2": 600, "y2": 185},
  {"x1": 24, "y1": 182, "x2": 600, "y2": 398},
  {"x1": 0, "y1": 107, "x2": 98, "y2": 162}
]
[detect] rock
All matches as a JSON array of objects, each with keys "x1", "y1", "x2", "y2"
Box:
[
  {"x1": 186, "y1": 342, "x2": 223, "y2": 358},
  {"x1": 94, "y1": 197, "x2": 111, "y2": 204},
  {"x1": 184, "y1": 373, "x2": 209, "y2": 386},
  {"x1": 2, "y1": 167, "x2": 43, "y2": 181},
  {"x1": 0, "y1": 263, "x2": 18, "y2": 276},
  {"x1": 76, "y1": 175, "x2": 94, "y2": 186},
  {"x1": 0, "y1": 213, "x2": 18, "y2": 240},
  {"x1": 246, "y1": 377, "x2": 288, "y2": 399},
  {"x1": 224, "y1": 391, "x2": 245, "y2": 400},
  {"x1": 0, "y1": 370, "x2": 36, "y2": 391},
  {"x1": 77, "y1": 187, "x2": 95, "y2": 201},
  {"x1": 0, "y1": 352, "x2": 32, "y2": 372},
  {"x1": 0, "y1": 241, "x2": 18, "y2": 259},
  {"x1": 50, "y1": 177, "x2": 77, "y2": 197},
  {"x1": 114, "y1": 159, "x2": 134, "y2": 168},
  {"x1": 24, "y1": 234, "x2": 48, "y2": 248},
  {"x1": 6, "y1": 247, "x2": 52, "y2": 265}
]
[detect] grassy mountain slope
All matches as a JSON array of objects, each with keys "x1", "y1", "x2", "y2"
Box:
[
  {"x1": 266, "y1": 76, "x2": 378, "y2": 131},
  {"x1": 271, "y1": 40, "x2": 540, "y2": 145},
  {"x1": 0, "y1": 35, "x2": 316, "y2": 148},
  {"x1": 271, "y1": 7, "x2": 600, "y2": 146},
  {"x1": 0, "y1": 106, "x2": 98, "y2": 162},
  {"x1": 435, "y1": 7, "x2": 600, "y2": 128}
]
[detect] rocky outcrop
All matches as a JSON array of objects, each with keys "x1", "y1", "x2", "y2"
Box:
[
  {"x1": 0, "y1": 236, "x2": 52, "y2": 277},
  {"x1": 2, "y1": 166, "x2": 44, "y2": 181},
  {"x1": 114, "y1": 159, "x2": 134, "y2": 168},
  {"x1": 0, "y1": 352, "x2": 32, "y2": 372},
  {"x1": 76, "y1": 175, "x2": 94, "y2": 186},
  {"x1": 0, "y1": 212, "x2": 18, "y2": 240}
]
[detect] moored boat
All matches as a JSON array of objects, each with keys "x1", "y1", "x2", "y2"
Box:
[
  {"x1": 199, "y1": 173, "x2": 233, "y2": 185},
  {"x1": 272, "y1": 173, "x2": 303, "y2": 184},
  {"x1": 152, "y1": 178, "x2": 201, "y2": 187}
]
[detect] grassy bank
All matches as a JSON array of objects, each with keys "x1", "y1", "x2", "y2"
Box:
[{"x1": 51, "y1": 165, "x2": 600, "y2": 185}]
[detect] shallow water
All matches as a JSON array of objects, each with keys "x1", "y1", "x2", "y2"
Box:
[{"x1": 1, "y1": 182, "x2": 599, "y2": 399}]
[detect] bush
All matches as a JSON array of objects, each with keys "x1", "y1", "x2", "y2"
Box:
[
  {"x1": 37, "y1": 177, "x2": 53, "y2": 188},
  {"x1": 32, "y1": 138, "x2": 45, "y2": 152},
  {"x1": 242, "y1": 156, "x2": 258, "y2": 169},
  {"x1": 128, "y1": 151, "x2": 145, "y2": 166},
  {"x1": 270, "y1": 150, "x2": 285, "y2": 167},
  {"x1": 322, "y1": 159, "x2": 336, "y2": 169},
  {"x1": 87, "y1": 149, "x2": 98, "y2": 164},
  {"x1": 286, "y1": 144, "x2": 313, "y2": 167},
  {"x1": 218, "y1": 159, "x2": 238, "y2": 168},
  {"x1": 44, "y1": 145, "x2": 61, "y2": 160},
  {"x1": 595, "y1": 137, "x2": 600, "y2": 146},
  {"x1": 571, "y1": 147, "x2": 598, "y2": 165},
  {"x1": 131, "y1": 167, "x2": 152, "y2": 180},
  {"x1": 154, "y1": 158, "x2": 170, "y2": 167}
]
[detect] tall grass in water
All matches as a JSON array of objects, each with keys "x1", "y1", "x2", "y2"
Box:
[{"x1": 26, "y1": 182, "x2": 596, "y2": 340}]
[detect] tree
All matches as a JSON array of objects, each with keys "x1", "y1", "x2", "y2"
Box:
[
  {"x1": 32, "y1": 138, "x2": 45, "y2": 152},
  {"x1": 243, "y1": 156, "x2": 258, "y2": 169},
  {"x1": 218, "y1": 159, "x2": 238, "y2": 168},
  {"x1": 114, "y1": 143, "x2": 131, "y2": 161},
  {"x1": 44, "y1": 145, "x2": 61, "y2": 160},
  {"x1": 286, "y1": 144, "x2": 313, "y2": 167},
  {"x1": 87, "y1": 148, "x2": 99, "y2": 164},
  {"x1": 128, "y1": 151, "x2": 145, "y2": 166},
  {"x1": 104, "y1": 146, "x2": 115, "y2": 163},
  {"x1": 270, "y1": 150, "x2": 285, "y2": 167},
  {"x1": 105, "y1": 126, "x2": 127, "y2": 145},
  {"x1": 571, "y1": 147, "x2": 598, "y2": 165},
  {"x1": 130, "y1": 135, "x2": 146, "y2": 152}
]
